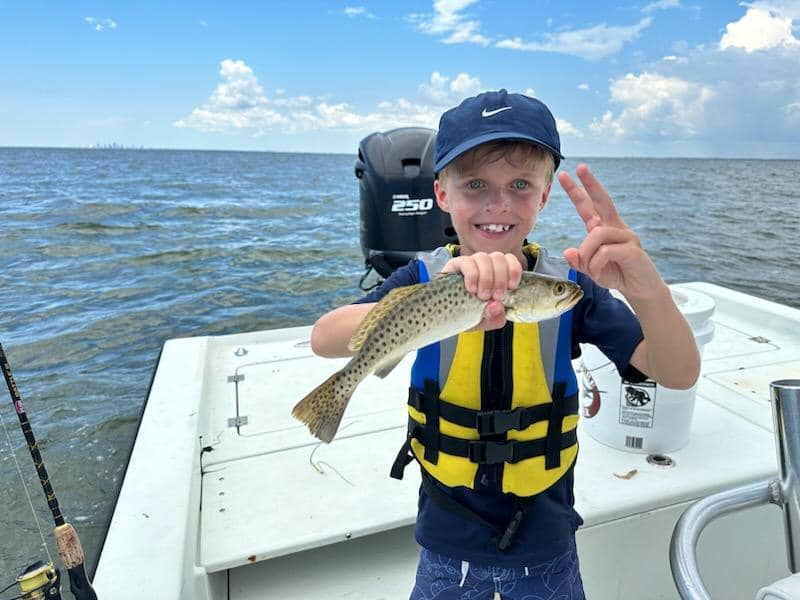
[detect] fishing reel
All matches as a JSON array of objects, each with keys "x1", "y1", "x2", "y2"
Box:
[{"x1": 15, "y1": 561, "x2": 61, "y2": 600}]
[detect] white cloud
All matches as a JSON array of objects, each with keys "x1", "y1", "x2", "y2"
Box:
[
  {"x1": 272, "y1": 95, "x2": 314, "y2": 108},
  {"x1": 409, "y1": 0, "x2": 490, "y2": 46},
  {"x1": 409, "y1": 2, "x2": 660, "y2": 59},
  {"x1": 84, "y1": 17, "x2": 117, "y2": 32},
  {"x1": 642, "y1": 0, "x2": 681, "y2": 13},
  {"x1": 577, "y1": 83, "x2": 590, "y2": 91},
  {"x1": 174, "y1": 60, "x2": 285, "y2": 132},
  {"x1": 177, "y1": 61, "x2": 589, "y2": 148},
  {"x1": 344, "y1": 6, "x2": 375, "y2": 19},
  {"x1": 720, "y1": 6, "x2": 800, "y2": 52},
  {"x1": 786, "y1": 100, "x2": 800, "y2": 127},
  {"x1": 418, "y1": 71, "x2": 481, "y2": 105},
  {"x1": 576, "y1": 3, "x2": 800, "y2": 154},
  {"x1": 556, "y1": 118, "x2": 583, "y2": 138},
  {"x1": 207, "y1": 59, "x2": 269, "y2": 111},
  {"x1": 496, "y1": 17, "x2": 652, "y2": 60},
  {"x1": 176, "y1": 62, "x2": 481, "y2": 135},
  {"x1": 589, "y1": 72, "x2": 714, "y2": 139}
]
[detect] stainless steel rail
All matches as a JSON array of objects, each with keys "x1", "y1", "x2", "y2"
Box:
[
  {"x1": 770, "y1": 379, "x2": 800, "y2": 573},
  {"x1": 669, "y1": 379, "x2": 800, "y2": 600}
]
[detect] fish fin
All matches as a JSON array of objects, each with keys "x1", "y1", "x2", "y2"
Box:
[
  {"x1": 347, "y1": 284, "x2": 425, "y2": 352},
  {"x1": 373, "y1": 355, "x2": 404, "y2": 379},
  {"x1": 503, "y1": 308, "x2": 523, "y2": 323},
  {"x1": 292, "y1": 369, "x2": 356, "y2": 443}
]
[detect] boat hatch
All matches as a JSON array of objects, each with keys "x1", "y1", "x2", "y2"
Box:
[{"x1": 197, "y1": 329, "x2": 420, "y2": 572}]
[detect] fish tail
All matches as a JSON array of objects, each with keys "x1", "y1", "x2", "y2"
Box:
[{"x1": 292, "y1": 370, "x2": 355, "y2": 443}]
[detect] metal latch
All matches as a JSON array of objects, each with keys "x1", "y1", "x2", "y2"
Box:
[{"x1": 228, "y1": 416, "x2": 249, "y2": 428}]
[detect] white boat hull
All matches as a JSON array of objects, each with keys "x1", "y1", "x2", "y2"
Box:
[{"x1": 94, "y1": 282, "x2": 800, "y2": 599}]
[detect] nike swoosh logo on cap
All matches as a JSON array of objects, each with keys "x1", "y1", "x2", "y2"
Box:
[{"x1": 481, "y1": 106, "x2": 512, "y2": 117}]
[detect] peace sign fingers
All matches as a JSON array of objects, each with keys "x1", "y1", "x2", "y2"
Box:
[{"x1": 558, "y1": 163, "x2": 626, "y2": 232}]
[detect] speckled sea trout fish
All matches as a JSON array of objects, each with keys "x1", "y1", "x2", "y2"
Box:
[{"x1": 292, "y1": 272, "x2": 583, "y2": 443}]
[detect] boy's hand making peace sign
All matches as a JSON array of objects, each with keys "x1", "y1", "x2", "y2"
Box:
[
  {"x1": 558, "y1": 163, "x2": 667, "y2": 302},
  {"x1": 559, "y1": 163, "x2": 700, "y2": 389}
]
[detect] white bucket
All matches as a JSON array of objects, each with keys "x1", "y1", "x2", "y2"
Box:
[{"x1": 578, "y1": 286, "x2": 716, "y2": 454}]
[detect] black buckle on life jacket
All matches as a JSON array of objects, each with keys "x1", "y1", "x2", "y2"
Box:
[
  {"x1": 468, "y1": 440, "x2": 517, "y2": 464},
  {"x1": 475, "y1": 408, "x2": 524, "y2": 435}
]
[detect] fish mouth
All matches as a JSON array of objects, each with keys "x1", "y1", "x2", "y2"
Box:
[{"x1": 556, "y1": 287, "x2": 584, "y2": 311}]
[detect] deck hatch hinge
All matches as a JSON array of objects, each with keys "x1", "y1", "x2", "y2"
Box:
[
  {"x1": 228, "y1": 416, "x2": 249, "y2": 428},
  {"x1": 228, "y1": 373, "x2": 245, "y2": 383}
]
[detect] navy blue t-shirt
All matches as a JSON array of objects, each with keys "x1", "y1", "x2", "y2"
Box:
[{"x1": 355, "y1": 256, "x2": 644, "y2": 567}]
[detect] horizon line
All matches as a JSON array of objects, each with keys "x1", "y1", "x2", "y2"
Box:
[{"x1": 0, "y1": 145, "x2": 798, "y2": 161}]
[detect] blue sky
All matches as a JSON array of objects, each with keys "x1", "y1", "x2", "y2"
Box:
[{"x1": 2, "y1": 0, "x2": 800, "y2": 157}]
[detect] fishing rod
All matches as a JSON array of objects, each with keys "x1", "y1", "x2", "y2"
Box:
[{"x1": 0, "y1": 342, "x2": 97, "y2": 600}]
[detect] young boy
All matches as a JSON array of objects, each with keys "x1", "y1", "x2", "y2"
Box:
[{"x1": 311, "y1": 89, "x2": 700, "y2": 599}]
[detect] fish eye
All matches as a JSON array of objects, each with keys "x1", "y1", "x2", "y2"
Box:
[{"x1": 554, "y1": 282, "x2": 565, "y2": 294}]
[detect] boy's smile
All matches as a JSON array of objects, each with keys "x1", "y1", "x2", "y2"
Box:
[{"x1": 434, "y1": 153, "x2": 552, "y2": 266}]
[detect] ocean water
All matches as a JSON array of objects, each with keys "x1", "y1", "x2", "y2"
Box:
[{"x1": 0, "y1": 148, "x2": 798, "y2": 581}]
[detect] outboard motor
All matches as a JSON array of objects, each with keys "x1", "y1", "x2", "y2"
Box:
[{"x1": 355, "y1": 127, "x2": 457, "y2": 288}]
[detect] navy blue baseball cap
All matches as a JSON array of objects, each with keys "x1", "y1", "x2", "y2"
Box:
[{"x1": 434, "y1": 89, "x2": 563, "y2": 173}]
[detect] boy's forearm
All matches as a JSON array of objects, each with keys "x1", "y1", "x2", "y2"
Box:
[
  {"x1": 627, "y1": 284, "x2": 701, "y2": 390},
  {"x1": 310, "y1": 303, "x2": 376, "y2": 358}
]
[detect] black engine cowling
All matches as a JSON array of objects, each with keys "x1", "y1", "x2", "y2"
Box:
[{"x1": 355, "y1": 127, "x2": 457, "y2": 280}]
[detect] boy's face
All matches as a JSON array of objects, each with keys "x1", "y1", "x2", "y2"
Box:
[{"x1": 434, "y1": 149, "x2": 552, "y2": 264}]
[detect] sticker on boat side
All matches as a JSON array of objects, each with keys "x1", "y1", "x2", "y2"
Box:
[
  {"x1": 618, "y1": 380, "x2": 657, "y2": 428},
  {"x1": 391, "y1": 193, "x2": 433, "y2": 216}
]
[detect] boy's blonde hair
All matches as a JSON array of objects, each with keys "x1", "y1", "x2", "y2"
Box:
[{"x1": 437, "y1": 141, "x2": 556, "y2": 188}]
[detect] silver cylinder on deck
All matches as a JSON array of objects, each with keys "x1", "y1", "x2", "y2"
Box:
[{"x1": 771, "y1": 379, "x2": 800, "y2": 573}]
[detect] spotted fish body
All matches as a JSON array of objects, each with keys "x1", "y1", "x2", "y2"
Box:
[{"x1": 292, "y1": 272, "x2": 583, "y2": 442}]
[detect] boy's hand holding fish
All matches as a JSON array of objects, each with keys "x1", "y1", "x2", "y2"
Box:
[
  {"x1": 293, "y1": 268, "x2": 582, "y2": 442},
  {"x1": 439, "y1": 251, "x2": 523, "y2": 333}
]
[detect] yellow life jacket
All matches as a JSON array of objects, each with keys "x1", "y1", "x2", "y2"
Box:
[{"x1": 391, "y1": 244, "x2": 580, "y2": 498}]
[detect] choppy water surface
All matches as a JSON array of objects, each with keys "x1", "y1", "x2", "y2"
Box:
[{"x1": 0, "y1": 148, "x2": 798, "y2": 579}]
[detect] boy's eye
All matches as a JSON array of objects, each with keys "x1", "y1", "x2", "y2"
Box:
[
  {"x1": 513, "y1": 180, "x2": 529, "y2": 190},
  {"x1": 467, "y1": 179, "x2": 484, "y2": 190}
]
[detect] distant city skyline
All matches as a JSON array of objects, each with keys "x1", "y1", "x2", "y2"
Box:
[{"x1": 2, "y1": 1, "x2": 800, "y2": 158}]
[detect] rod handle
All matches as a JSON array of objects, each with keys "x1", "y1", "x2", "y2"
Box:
[{"x1": 55, "y1": 524, "x2": 98, "y2": 599}]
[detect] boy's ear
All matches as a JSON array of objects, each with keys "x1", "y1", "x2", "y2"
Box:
[
  {"x1": 539, "y1": 181, "x2": 552, "y2": 210},
  {"x1": 434, "y1": 179, "x2": 450, "y2": 212}
]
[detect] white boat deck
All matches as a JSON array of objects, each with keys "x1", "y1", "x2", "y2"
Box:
[{"x1": 94, "y1": 282, "x2": 800, "y2": 599}]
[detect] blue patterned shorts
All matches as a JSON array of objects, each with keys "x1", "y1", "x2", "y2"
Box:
[{"x1": 409, "y1": 544, "x2": 585, "y2": 600}]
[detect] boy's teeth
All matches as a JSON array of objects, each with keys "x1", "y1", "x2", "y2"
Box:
[{"x1": 480, "y1": 224, "x2": 512, "y2": 232}]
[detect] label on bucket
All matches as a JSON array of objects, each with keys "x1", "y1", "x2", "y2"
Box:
[{"x1": 618, "y1": 379, "x2": 657, "y2": 429}]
